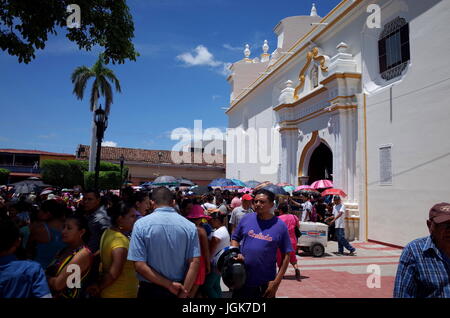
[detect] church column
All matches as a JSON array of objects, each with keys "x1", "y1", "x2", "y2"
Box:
[{"x1": 280, "y1": 128, "x2": 298, "y2": 184}]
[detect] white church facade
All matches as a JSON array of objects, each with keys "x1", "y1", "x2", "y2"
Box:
[{"x1": 225, "y1": 0, "x2": 450, "y2": 247}]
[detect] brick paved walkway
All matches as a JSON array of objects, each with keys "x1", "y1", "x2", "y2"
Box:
[
  {"x1": 276, "y1": 241, "x2": 402, "y2": 298},
  {"x1": 220, "y1": 241, "x2": 403, "y2": 298}
]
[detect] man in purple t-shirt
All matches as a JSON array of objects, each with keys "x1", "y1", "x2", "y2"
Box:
[{"x1": 231, "y1": 189, "x2": 292, "y2": 298}]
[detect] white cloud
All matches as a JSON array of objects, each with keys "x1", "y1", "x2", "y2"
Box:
[
  {"x1": 177, "y1": 45, "x2": 222, "y2": 67},
  {"x1": 223, "y1": 43, "x2": 242, "y2": 52},
  {"x1": 176, "y1": 45, "x2": 232, "y2": 77},
  {"x1": 102, "y1": 141, "x2": 118, "y2": 147}
]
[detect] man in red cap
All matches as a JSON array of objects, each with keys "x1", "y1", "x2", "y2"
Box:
[
  {"x1": 394, "y1": 202, "x2": 450, "y2": 298},
  {"x1": 230, "y1": 194, "x2": 254, "y2": 234}
]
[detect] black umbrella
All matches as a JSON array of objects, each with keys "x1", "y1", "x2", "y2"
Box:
[
  {"x1": 11, "y1": 179, "x2": 51, "y2": 194},
  {"x1": 261, "y1": 184, "x2": 288, "y2": 196},
  {"x1": 293, "y1": 190, "x2": 321, "y2": 199},
  {"x1": 190, "y1": 186, "x2": 213, "y2": 196},
  {"x1": 178, "y1": 178, "x2": 196, "y2": 187}
]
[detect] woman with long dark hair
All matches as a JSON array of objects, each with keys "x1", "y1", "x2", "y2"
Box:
[
  {"x1": 87, "y1": 202, "x2": 138, "y2": 298},
  {"x1": 46, "y1": 214, "x2": 93, "y2": 298}
]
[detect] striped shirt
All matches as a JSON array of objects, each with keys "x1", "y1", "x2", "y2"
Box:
[{"x1": 394, "y1": 236, "x2": 450, "y2": 298}]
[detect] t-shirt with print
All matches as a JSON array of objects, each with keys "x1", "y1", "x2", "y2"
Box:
[
  {"x1": 332, "y1": 203, "x2": 346, "y2": 229},
  {"x1": 231, "y1": 213, "x2": 293, "y2": 287}
]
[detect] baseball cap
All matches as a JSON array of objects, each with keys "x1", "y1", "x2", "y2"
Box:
[
  {"x1": 429, "y1": 203, "x2": 450, "y2": 224},
  {"x1": 242, "y1": 194, "x2": 253, "y2": 201}
]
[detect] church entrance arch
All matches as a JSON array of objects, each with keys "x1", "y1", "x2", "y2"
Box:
[
  {"x1": 298, "y1": 131, "x2": 333, "y2": 185},
  {"x1": 307, "y1": 143, "x2": 333, "y2": 184}
]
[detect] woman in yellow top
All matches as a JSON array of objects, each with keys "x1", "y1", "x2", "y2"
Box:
[{"x1": 87, "y1": 202, "x2": 138, "y2": 298}]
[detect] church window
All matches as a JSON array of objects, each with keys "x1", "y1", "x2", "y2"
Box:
[{"x1": 378, "y1": 17, "x2": 410, "y2": 81}]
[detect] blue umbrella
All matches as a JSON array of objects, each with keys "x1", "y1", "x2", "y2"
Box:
[
  {"x1": 245, "y1": 180, "x2": 260, "y2": 188},
  {"x1": 231, "y1": 179, "x2": 246, "y2": 187},
  {"x1": 262, "y1": 184, "x2": 289, "y2": 196},
  {"x1": 209, "y1": 178, "x2": 236, "y2": 188}
]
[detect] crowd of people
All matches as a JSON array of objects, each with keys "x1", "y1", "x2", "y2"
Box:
[
  {"x1": 2, "y1": 184, "x2": 450, "y2": 298},
  {"x1": 0, "y1": 184, "x2": 353, "y2": 299}
]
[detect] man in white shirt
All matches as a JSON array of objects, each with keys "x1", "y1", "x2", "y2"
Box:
[
  {"x1": 301, "y1": 196, "x2": 313, "y2": 222},
  {"x1": 202, "y1": 194, "x2": 218, "y2": 211},
  {"x1": 325, "y1": 196, "x2": 356, "y2": 256}
]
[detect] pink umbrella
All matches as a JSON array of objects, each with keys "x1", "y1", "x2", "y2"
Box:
[
  {"x1": 311, "y1": 180, "x2": 334, "y2": 189},
  {"x1": 294, "y1": 186, "x2": 318, "y2": 192},
  {"x1": 295, "y1": 185, "x2": 312, "y2": 191},
  {"x1": 238, "y1": 187, "x2": 253, "y2": 193},
  {"x1": 277, "y1": 183, "x2": 293, "y2": 187}
]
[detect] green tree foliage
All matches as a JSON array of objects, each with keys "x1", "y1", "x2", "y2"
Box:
[
  {"x1": 41, "y1": 160, "x2": 126, "y2": 188},
  {"x1": 0, "y1": 168, "x2": 10, "y2": 184},
  {"x1": 84, "y1": 171, "x2": 122, "y2": 190},
  {"x1": 0, "y1": 0, "x2": 139, "y2": 64}
]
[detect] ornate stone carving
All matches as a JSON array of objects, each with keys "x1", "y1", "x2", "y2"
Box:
[
  {"x1": 311, "y1": 65, "x2": 319, "y2": 89},
  {"x1": 294, "y1": 47, "x2": 329, "y2": 100},
  {"x1": 278, "y1": 80, "x2": 295, "y2": 105}
]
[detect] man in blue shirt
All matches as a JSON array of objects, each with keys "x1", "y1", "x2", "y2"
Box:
[
  {"x1": 128, "y1": 187, "x2": 200, "y2": 298},
  {"x1": 0, "y1": 218, "x2": 52, "y2": 298},
  {"x1": 231, "y1": 189, "x2": 292, "y2": 298},
  {"x1": 394, "y1": 202, "x2": 450, "y2": 298}
]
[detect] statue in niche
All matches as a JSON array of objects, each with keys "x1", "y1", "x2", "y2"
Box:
[{"x1": 311, "y1": 64, "x2": 319, "y2": 89}]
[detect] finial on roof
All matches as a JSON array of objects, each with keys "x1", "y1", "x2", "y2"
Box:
[
  {"x1": 244, "y1": 44, "x2": 251, "y2": 61},
  {"x1": 262, "y1": 40, "x2": 269, "y2": 55},
  {"x1": 311, "y1": 3, "x2": 318, "y2": 17}
]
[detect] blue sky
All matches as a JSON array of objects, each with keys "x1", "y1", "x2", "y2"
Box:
[{"x1": 0, "y1": 0, "x2": 341, "y2": 154}]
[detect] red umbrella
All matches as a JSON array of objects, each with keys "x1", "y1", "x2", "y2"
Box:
[{"x1": 321, "y1": 188, "x2": 347, "y2": 197}]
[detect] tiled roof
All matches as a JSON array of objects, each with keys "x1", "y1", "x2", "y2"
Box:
[
  {"x1": 76, "y1": 145, "x2": 226, "y2": 168},
  {"x1": 0, "y1": 149, "x2": 75, "y2": 157}
]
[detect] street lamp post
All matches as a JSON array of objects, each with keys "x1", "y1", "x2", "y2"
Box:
[
  {"x1": 94, "y1": 106, "x2": 108, "y2": 191},
  {"x1": 119, "y1": 155, "x2": 125, "y2": 186}
]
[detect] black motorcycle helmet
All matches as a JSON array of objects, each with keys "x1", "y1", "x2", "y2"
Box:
[{"x1": 214, "y1": 246, "x2": 246, "y2": 290}]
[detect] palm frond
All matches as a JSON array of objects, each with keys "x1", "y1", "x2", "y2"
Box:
[
  {"x1": 99, "y1": 76, "x2": 113, "y2": 115},
  {"x1": 72, "y1": 71, "x2": 94, "y2": 100},
  {"x1": 102, "y1": 69, "x2": 122, "y2": 93},
  {"x1": 71, "y1": 66, "x2": 91, "y2": 83}
]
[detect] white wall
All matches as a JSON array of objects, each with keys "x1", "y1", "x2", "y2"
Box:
[{"x1": 364, "y1": 0, "x2": 450, "y2": 246}]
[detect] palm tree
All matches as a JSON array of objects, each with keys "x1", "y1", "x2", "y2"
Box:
[{"x1": 71, "y1": 54, "x2": 121, "y2": 172}]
